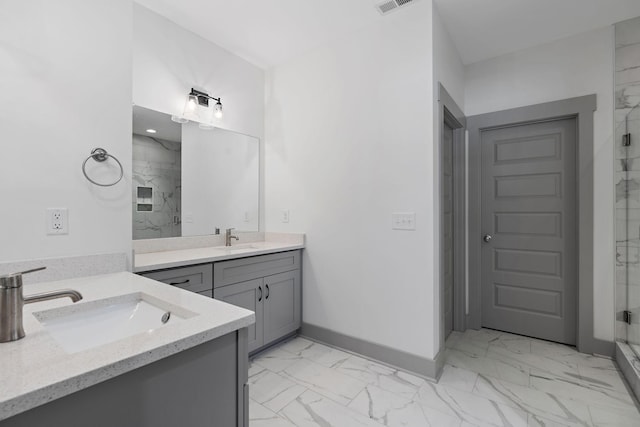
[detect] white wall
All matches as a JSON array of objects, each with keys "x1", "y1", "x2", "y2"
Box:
[
  {"x1": 182, "y1": 125, "x2": 259, "y2": 235},
  {"x1": 433, "y1": 6, "x2": 465, "y2": 111},
  {"x1": 265, "y1": 0, "x2": 438, "y2": 359},
  {"x1": 465, "y1": 27, "x2": 615, "y2": 341},
  {"x1": 432, "y1": 4, "x2": 466, "y2": 354},
  {"x1": 132, "y1": 4, "x2": 264, "y2": 141},
  {"x1": 132, "y1": 4, "x2": 265, "y2": 229},
  {"x1": 0, "y1": 0, "x2": 133, "y2": 264}
]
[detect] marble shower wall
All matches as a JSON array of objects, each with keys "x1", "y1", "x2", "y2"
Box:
[
  {"x1": 615, "y1": 17, "x2": 640, "y2": 346},
  {"x1": 132, "y1": 134, "x2": 181, "y2": 240}
]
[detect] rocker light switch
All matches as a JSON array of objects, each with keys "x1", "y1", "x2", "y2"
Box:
[{"x1": 392, "y1": 212, "x2": 416, "y2": 230}]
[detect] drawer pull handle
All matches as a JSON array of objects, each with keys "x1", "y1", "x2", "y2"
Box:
[
  {"x1": 169, "y1": 279, "x2": 190, "y2": 286},
  {"x1": 258, "y1": 286, "x2": 262, "y2": 302},
  {"x1": 265, "y1": 284, "x2": 270, "y2": 299}
]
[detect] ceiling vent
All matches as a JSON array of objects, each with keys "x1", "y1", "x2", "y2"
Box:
[{"x1": 376, "y1": 0, "x2": 419, "y2": 15}]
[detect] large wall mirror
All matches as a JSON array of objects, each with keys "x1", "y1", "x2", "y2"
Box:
[{"x1": 132, "y1": 106, "x2": 259, "y2": 240}]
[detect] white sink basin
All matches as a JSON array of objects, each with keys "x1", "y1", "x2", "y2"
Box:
[{"x1": 33, "y1": 293, "x2": 196, "y2": 353}]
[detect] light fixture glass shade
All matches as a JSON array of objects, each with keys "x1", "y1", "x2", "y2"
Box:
[
  {"x1": 214, "y1": 100, "x2": 223, "y2": 119},
  {"x1": 171, "y1": 115, "x2": 188, "y2": 124},
  {"x1": 182, "y1": 93, "x2": 200, "y2": 121}
]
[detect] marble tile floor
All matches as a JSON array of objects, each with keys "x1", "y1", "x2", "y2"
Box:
[{"x1": 248, "y1": 329, "x2": 640, "y2": 427}]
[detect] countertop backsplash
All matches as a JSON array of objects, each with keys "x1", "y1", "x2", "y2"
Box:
[{"x1": 132, "y1": 231, "x2": 304, "y2": 254}]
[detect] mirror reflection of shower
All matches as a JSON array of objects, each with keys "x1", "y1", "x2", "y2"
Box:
[
  {"x1": 131, "y1": 106, "x2": 260, "y2": 240},
  {"x1": 132, "y1": 109, "x2": 183, "y2": 239}
]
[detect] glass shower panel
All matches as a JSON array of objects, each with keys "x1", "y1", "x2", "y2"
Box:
[
  {"x1": 622, "y1": 105, "x2": 640, "y2": 357},
  {"x1": 614, "y1": 16, "x2": 640, "y2": 359}
]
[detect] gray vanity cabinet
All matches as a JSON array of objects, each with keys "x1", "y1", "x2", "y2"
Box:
[
  {"x1": 1, "y1": 330, "x2": 249, "y2": 427},
  {"x1": 214, "y1": 278, "x2": 264, "y2": 353},
  {"x1": 137, "y1": 250, "x2": 302, "y2": 354},
  {"x1": 263, "y1": 270, "x2": 301, "y2": 345},
  {"x1": 214, "y1": 251, "x2": 301, "y2": 353}
]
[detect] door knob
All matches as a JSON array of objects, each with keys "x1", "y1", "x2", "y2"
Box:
[{"x1": 483, "y1": 234, "x2": 492, "y2": 243}]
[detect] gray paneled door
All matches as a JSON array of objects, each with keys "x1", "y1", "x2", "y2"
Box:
[
  {"x1": 481, "y1": 118, "x2": 577, "y2": 344},
  {"x1": 443, "y1": 122, "x2": 454, "y2": 338}
]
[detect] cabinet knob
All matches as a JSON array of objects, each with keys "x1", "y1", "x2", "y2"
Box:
[{"x1": 483, "y1": 234, "x2": 493, "y2": 243}]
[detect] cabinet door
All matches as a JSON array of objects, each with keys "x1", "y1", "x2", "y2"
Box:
[
  {"x1": 263, "y1": 270, "x2": 301, "y2": 346},
  {"x1": 214, "y1": 279, "x2": 264, "y2": 353}
]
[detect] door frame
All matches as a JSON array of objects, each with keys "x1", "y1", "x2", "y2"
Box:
[
  {"x1": 437, "y1": 83, "x2": 466, "y2": 350},
  {"x1": 467, "y1": 95, "x2": 613, "y2": 356}
]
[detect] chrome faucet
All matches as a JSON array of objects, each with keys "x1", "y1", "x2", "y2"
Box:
[
  {"x1": 0, "y1": 267, "x2": 83, "y2": 343},
  {"x1": 225, "y1": 228, "x2": 239, "y2": 246}
]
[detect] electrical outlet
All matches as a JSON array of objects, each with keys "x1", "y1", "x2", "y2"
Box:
[
  {"x1": 244, "y1": 211, "x2": 250, "y2": 222},
  {"x1": 281, "y1": 209, "x2": 290, "y2": 223},
  {"x1": 47, "y1": 208, "x2": 68, "y2": 235}
]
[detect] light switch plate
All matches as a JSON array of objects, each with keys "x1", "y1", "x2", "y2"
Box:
[
  {"x1": 392, "y1": 212, "x2": 416, "y2": 230},
  {"x1": 281, "y1": 209, "x2": 290, "y2": 223}
]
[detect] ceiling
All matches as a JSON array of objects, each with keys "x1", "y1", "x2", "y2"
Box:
[
  {"x1": 133, "y1": 106, "x2": 181, "y2": 143},
  {"x1": 135, "y1": 0, "x2": 640, "y2": 68},
  {"x1": 134, "y1": 0, "x2": 386, "y2": 68},
  {"x1": 434, "y1": 0, "x2": 640, "y2": 65}
]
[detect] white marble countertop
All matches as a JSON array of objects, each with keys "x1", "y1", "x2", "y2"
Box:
[
  {"x1": 134, "y1": 240, "x2": 304, "y2": 273},
  {"x1": 0, "y1": 272, "x2": 255, "y2": 421}
]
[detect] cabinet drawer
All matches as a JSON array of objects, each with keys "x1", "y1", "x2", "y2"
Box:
[
  {"x1": 140, "y1": 264, "x2": 213, "y2": 293},
  {"x1": 214, "y1": 251, "x2": 300, "y2": 288}
]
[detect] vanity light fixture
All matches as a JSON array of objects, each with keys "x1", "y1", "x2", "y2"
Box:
[
  {"x1": 170, "y1": 115, "x2": 188, "y2": 124},
  {"x1": 213, "y1": 99, "x2": 223, "y2": 119},
  {"x1": 182, "y1": 90, "x2": 200, "y2": 121},
  {"x1": 182, "y1": 88, "x2": 223, "y2": 123}
]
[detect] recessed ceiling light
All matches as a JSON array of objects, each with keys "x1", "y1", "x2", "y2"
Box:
[{"x1": 146, "y1": 129, "x2": 157, "y2": 134}]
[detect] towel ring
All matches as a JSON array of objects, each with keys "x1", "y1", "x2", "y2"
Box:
[{"x1": 82, "y1": 148, "x2": 124, "y2": 187}]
